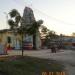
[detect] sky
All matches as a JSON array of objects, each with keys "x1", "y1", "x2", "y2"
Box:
[{"x1": 0, "y1": 0, "x2": 75, "y2": 35}]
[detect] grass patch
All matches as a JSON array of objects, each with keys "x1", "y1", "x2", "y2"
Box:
[{"x1": 0, "y1": 56, "x2": 65, "y2": 75}]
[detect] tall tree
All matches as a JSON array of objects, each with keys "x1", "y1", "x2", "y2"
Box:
[
  {"x1": 40, "y1": 26, "x2": 59, "y2": 47},
  {"x1": 8, "y1": 9, "x2": 23, "y2": 55}
]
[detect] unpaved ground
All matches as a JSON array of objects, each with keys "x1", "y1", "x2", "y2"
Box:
[{"x1": 7, "y1": 49, "x2": 75, "y2": 75}]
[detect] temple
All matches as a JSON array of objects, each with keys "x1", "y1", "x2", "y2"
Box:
[{"x1": 0, "y1": 7, "x2": 41, "y2": 50}]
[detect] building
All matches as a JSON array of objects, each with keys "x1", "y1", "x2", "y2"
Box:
[
  {"x1": 0, "y1": 29, "x2": 21, "y2": 50},
  {"x1": 0, "y1": 29, "x2": 41, "y2": 50},
  {"x1": 52, "y1": 35, "x2": 75, "y2": 49},
  {"x1": 62, "y1": 36, "x2": 75, "y2": 49}
]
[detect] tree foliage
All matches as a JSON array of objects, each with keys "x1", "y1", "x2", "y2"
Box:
[
  {"x1": 40, "y1": 25, "x2": 49, "y2": 34},
  {"x1": 40, "y1": 25, "x2": 59, "y2": 47},
  {"x1": 23, "y1": 21, "x2": 43, "y2": 49},
  {"x1": 9, "y1": 9, "x2": 19, "y2": 17},
  {"x1": 8, "y1": 9, "x2": 21, "y2": 29},
  {"x1": 8, "y1": 19, "x2": 15, "y2": 29}
]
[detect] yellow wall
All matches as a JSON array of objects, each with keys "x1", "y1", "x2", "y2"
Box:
[{"x1": 0, "y1": 31, "x2": 22, "y2": 48}]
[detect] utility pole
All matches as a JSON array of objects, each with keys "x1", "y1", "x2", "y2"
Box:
[{"x1": 21, "y1": 27, "x2": 24, "y2": 56}]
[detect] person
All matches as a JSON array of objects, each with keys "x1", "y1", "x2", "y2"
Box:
[{"x1": 51, "y1": 45, "x2": 56, "y2": 53}]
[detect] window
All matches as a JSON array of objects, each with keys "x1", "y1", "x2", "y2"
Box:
[{"x1": 7, "y1": 36, "x2": 11, "y2": 43}]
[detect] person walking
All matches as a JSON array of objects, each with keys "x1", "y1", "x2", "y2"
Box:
[{"x1": 51, "y1": 45, "x2": 56, "y2": 53}]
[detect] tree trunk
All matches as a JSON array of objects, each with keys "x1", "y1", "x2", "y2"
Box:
[
  {"x1": 33, "y1": 33, "x2": 36, "y2": 50},
  {"x1": 22, "y1": 32, "x2": 24, "y2": 56}
]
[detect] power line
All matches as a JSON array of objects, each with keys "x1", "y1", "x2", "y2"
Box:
[
  {"x1": 12, "y1": 0, "x2": 75, "y2": 26},
  {"x1": 32, "y1": 7, "x2": 75, "y2": 25}
]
